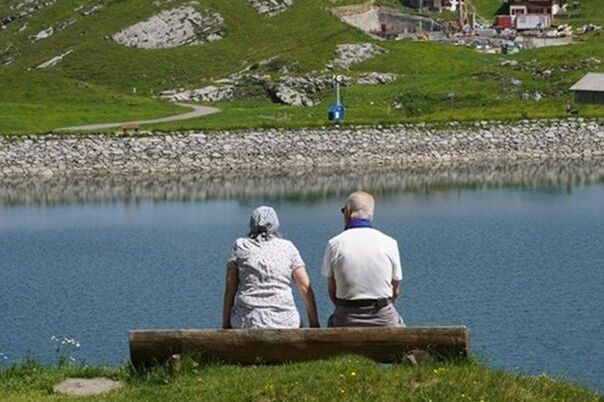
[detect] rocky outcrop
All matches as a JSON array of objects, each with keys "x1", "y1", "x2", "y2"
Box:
[
  {"x1": 159, "y1": 85, "x2": 236, "y2": 102},
  {"x1": 112, "y1": 4, "x2": 225, "y2": 49},
  {"x1": 248, "y1": 0, "x2": 293, "y2": 15},
  {"x1": 326, "y1": 43, "x2": 386, "y2": 70},
  {"x1": 157, "y1": 71, "x2": 396, "y2": 106},
  {"x1": 0, "y1": 119, "x2": 602, "y2": 177},
  {"x1": 356, "y1": 72, "x2": 398, "y2": 85},
  {"x1": 268, "y1": 84, "x2": 315, "y2": 107}
]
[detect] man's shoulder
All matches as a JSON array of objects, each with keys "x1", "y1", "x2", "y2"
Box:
[
  {"x1": 328, "y1": 228, "x2": 398, "y2": 245},
  {"x1": 372, "y1": 229, "x2": 398, "y2": 244}
]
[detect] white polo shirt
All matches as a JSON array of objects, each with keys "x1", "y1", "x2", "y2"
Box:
[{"x1": 321, "y1": 227, "x2": 403, "y2": 300}]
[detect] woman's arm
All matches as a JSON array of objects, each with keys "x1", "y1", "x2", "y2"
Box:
[
  {"x1": 222, "y1": 262, "x2": 239, "y2": 329},
  {"x1": 292, "y1": 267, "x2": 320, "y2": 328}
]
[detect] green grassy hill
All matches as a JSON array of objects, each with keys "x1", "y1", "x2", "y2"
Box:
[{"x1": 0, "y1": 0, "x2": 602, "y2": 134}]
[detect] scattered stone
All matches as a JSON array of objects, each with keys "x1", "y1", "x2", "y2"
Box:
[
  {"x1": 510, "y1": 78, "x2": 523, "y2": 87},
  {"x1": 36, "y1": 49, "x2": 73, "y2": 69},
  {"x1": 583, "y1": 57, "x2": 601, "y2": 68},
  {"x1": 30, "y1": 27, "x2": 54, "y2": 42},
  {"x1": 356, "y1": 72, "x2": 398, "y2": 85},
  {"x1": 0, "y1": 0, "x2": 57, "y2": 30},
  {"x1": 53, "y1": 378, "x2": 122, "y2": 397},
  {"x1": 500, "y1": 60, "x2": 519, "y2": 67},
  {"x1": 326, "y1": 43, "x2": 386, "y2": 70},
  {"x1": 81, "y1": 4, "x2": 104, "y2": 16},
  {"x1": 112, "y1": 4, "x2": 225, "y2": 49},
  {"x1": 248, "y1": 0, "x2": 293, "y2": 14}
]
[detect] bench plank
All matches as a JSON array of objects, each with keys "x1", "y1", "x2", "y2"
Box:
[{"x1": 129, "y1": 326, "x2": 469, "y2": 367}]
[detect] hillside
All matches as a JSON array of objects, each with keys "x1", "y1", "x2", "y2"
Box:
[{"x1": 0, "y1": 0, "x2": 603, "y2": 134}]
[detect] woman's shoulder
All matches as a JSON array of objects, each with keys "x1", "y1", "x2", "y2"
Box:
[{"x1": 272, "y1": 237, "x2": 299, "y2": 251}]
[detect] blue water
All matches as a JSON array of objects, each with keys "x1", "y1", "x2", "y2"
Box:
[{"x1": 0, "y1": 183, "x2": 603, "y2": 391}]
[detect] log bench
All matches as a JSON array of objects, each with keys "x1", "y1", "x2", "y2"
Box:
[
  {"x1": 129, "y1": 326, "x2": 469, "y2": 367},
  {"x1": 120, "y1": 123, "x2": 140, "y2": 132}
]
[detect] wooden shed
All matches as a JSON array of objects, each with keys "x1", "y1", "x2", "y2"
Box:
[{"x1": 570, "y1": 73, "x2": 604, "y2": 105}]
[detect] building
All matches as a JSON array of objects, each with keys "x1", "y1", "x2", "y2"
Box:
[
  {"x1": 570, "y1": 73, "x2": 604, "y2": 104},
  {"x1": 507, "y1": 0, "x2": 566, "y2": 18},
  {"x1": 405, "y1": 0, "x2": 462, "y2": 12}
]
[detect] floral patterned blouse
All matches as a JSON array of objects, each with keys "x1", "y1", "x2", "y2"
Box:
[{"x1": 228, "y1": 236, "x2": 305, "y2": 328}]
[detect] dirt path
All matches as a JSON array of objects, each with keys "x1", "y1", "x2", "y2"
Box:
[{"x1": 56, "y1": 103, "x2": 219, "y2": 132}]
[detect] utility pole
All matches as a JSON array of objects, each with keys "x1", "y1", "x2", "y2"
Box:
[{"x1": 419, "y1": 0, "x2": 423, "y2": 35}]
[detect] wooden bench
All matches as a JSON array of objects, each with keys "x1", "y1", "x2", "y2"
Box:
[
  {"x1": 120, "y1": 123, "x2": 141, "y2": 132},
  {"x1": 129, "y1": 326, "x2": 469, "y2": 367}
]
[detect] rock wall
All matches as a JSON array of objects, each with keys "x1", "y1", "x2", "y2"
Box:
[
  {"x1": 338, "y1": 6, "x2": 442, "y2": 37},
  {"x1": 0, "y1": 119, "x2": 602, "y2": 177}
]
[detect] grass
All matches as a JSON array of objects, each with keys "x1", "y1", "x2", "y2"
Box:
[
  {"x1": 0, "y1": 68, "x2": 184, "y2": 134},
  {"x1": 0, "y1": 356, "x2": 601, "y2": 401},
  {"x1": 0, "y1": 0, "x2": 603, "y2": 134}
]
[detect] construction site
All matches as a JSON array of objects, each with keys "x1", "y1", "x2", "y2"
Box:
[{"x1": 331, "y1": 0, "x2": 601, "y2": 54}]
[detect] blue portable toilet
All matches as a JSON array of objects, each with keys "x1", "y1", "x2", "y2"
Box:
[
  {"x1": 328, "y1": 104, "x2": 345, "y2": 122},
  {"x1": 328, "y1": 75, "x2": 345, "y2": 122}
]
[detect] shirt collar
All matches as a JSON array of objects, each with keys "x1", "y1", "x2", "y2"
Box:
[{"x1": 345, "y1": 218, "x2": 373, "y2": 230}]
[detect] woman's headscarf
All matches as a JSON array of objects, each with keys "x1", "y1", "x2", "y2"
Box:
[{"x1": 249, "y1": 206, "x2": 280, "y2": 240}]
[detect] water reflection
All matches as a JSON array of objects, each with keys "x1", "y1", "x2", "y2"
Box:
[{"x1": 1, "y1": 159, "x2": 603, "y2": 206}]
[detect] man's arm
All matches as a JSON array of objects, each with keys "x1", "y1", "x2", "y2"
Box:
[
  {"x1": 222, "y1": 262, "x2": 239, "y2": 329},
  {"x1": 391, "y1": 279, "x2": 401, "y2": 302},
  {"x1": 292, "y1": 267, "x2": 320, "y2": 327},
  {"x1": 328, "y1": 274, "x2": 337, "y2": 305}
]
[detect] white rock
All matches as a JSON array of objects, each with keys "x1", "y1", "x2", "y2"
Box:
[
  {"x1": 112, "y1": 4, "x2": 225, "y2": 49},
  {"x1": 326, "y1": 43, "x2": 386, "y2": 70},
  {"x1": 53, "y1": 378, "x2": 121, "y2": 397},
  {"x1": 36, "y1": 49, "x2": 73, "y2": 69}
]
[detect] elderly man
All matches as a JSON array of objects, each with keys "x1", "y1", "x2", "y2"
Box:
[{"x1": 321, "y1": 191, "x2": 404, "y2": 327}]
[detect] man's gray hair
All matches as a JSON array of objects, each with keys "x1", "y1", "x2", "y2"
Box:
[{"x1": 345, "y1": 191, "x2": 375, "y2": 220}]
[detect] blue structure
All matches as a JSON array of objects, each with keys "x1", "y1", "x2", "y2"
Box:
[
  {"x1": 328, "y1": 76, "x2": 345, "y2": 122},
  {"x1": 328, "y1": 104, "x2": 345, "y2": 122}
]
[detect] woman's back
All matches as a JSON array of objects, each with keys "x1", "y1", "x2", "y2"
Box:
[
  {"x1": 230, "y1": 236, "x2": 303, "y2": 310},
  {"x1": 223, "y1": 206, "x2": 319, "y2": 329}
]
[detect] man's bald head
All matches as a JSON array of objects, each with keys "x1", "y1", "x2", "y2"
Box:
[{"x1": 345, "y1": 191, "x2": 375, "y2": 221}]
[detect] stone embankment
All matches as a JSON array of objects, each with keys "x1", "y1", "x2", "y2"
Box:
[{"x1": 0, "y1": 119, "x2": 602, "y2": 177}]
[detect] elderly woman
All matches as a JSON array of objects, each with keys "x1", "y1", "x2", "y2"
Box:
[{"x1": 222, "y1": 206, "x2": 320, "y2": 329}]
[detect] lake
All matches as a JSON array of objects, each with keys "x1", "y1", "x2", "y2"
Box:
[{"x1": 0, "y1": 161, "x2": 603, "y2": 391}]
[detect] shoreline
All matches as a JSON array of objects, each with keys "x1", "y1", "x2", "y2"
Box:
[
  {"x1": 0, "y1": 118, "x2": 603, "y2": 178},
  {"x1": 1, "y1": 158, "x2": 603, "y2": 205}
]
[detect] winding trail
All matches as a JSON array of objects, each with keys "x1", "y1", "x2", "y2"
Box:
[{"x1": 56, "y1": 103, "x2": 219, "y2": 132}]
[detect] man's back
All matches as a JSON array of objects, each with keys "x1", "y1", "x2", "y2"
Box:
[{"x1": 322, "y1": 228, "x2": 402, "y2": 300}]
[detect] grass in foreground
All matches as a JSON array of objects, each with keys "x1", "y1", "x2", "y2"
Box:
[{"x1": 0, "y1": 356, "x2": 601, "y2": 402}]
